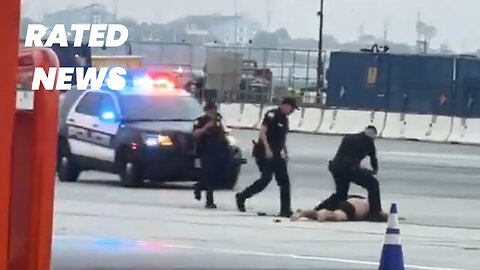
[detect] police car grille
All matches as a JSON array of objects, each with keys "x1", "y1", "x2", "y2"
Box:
[{"x1": 173, "y1": 133, "x2": 194, "y2": 152}]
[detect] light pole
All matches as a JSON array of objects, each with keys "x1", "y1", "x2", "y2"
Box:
[{"x1": 317, "y1": 0, "x2": 325, "y2": 93}]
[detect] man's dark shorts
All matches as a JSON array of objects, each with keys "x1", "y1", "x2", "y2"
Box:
[
  {"x1": 319, "y1": 194, "x2": 365, "y2": 221},
  {"x1": 336, "y1": 201, "x2": 356, "y2": 221}
]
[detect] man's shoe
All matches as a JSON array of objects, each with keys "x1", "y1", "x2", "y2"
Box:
[
  {"x1": 194, "y1": 188, "x2": 201, "y2": 201},
  {"x1": 205, "y1": 203, "x2": 217, "y2": 209},
  {"x1": 235, "y1": 193, "x2": 246, "y2": 212}
]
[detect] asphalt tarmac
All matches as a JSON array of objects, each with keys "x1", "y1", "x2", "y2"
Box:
[{"x1": 51, "y1": 130, "x2": 480, "y2": 269}]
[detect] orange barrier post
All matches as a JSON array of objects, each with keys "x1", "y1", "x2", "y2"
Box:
[
  {"x1": 9, "y1": 48, "x2": 59, "y2": 270},
  {"x1": 0, "y1": 0, "x2": 21, "y2": 269},
  {"x1": 31, "y1": 49, "x2": 59, "y2": 270}
]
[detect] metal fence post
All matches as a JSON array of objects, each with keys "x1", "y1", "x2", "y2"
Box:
[
  {"x1": 262, "y1": 48, "x2": 269, "y2": 105},
  {"x1": 160, "y1": 43, "x2": 165, "y2": 64},
  {"x1": 280, "y1": 49, "x2": 285, "y2": 87},
  {"x1": 306, "y1": 50, "x2": 311, "y2": 89},
  {"x1": 188, "y1": 43, "x2": 194, "y2": 79},
  {"x1": 292, "y1": 50, "x2": 297, "y2": 90}
]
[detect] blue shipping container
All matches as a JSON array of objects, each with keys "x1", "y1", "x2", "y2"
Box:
[
  {"x1": 454, "y1": 57, "x2": 480, "y2": 118},
  {"x1": 326, "y1": 51, "x2": 389, "y2": 111},
  {"x1": 387, "y1": 55, "x2": 454, "y2": 115}
]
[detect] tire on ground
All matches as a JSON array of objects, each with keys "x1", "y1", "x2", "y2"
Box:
[
  {"x1": 57, "y1": 138, "x2": 81, "y2": 182},
  {"x1": 223, "y1": 161, "x2": 242, "y2": 190},
  {"x1": 118, "y1": 147, "x2": 144, "y2": 188}
]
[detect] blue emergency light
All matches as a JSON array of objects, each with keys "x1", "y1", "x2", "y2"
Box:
[{"x1": 100, "y1": 111, "x2": 116, "y2": 122}]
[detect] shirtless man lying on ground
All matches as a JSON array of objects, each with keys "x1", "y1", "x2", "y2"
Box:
[{"x1": 290, "y1": 195, "x2": 370, "y2": 222}]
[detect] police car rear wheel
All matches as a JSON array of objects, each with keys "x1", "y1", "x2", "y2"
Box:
[{"x1": 120, "y1": 161, "x2": 144, "y2": 188}]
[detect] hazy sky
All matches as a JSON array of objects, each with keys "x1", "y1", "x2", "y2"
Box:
[{"x1": 21, "y1": 0, "x2": 480, "y2": 52}]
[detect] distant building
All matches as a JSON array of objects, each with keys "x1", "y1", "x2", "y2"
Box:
[
  {"x1": 166, "y1": 15, "x2": 261, "y2": 46},
  {"x1": 43, "y1": 4, "x2": 116, "y2": 30},
  {"x1": 209, "y1": 17, "x2": 260, "y2": 45}
]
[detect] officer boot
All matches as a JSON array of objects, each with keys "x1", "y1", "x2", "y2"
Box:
[
  {"x1": 205, "y1": 190, "x2": 217, "y2": 209},
  {"x1": 193, "y1": 183, "x2": 202, "y2": 201},
  {"x1": 278, "y1": 186, "x2": 292, "y2": 218},
  {"x1": 235, "y1": 193, "x2": 246, "y2": 212}
]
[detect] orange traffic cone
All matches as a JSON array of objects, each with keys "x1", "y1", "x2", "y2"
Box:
[{"x1": 379, "y1": 203, "x2": 405, "y2": 270}]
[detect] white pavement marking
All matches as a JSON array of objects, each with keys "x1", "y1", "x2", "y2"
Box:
[
  {"x1": 162, "y1": 244, "x2": 466, "y2": 270},
  {"x1": 54, "y1": 235, "x2": 467, "y2": 270}
]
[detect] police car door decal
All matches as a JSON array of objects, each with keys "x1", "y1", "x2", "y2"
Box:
[
  {"x1": 90, "y1": 92, "x2": 120, "y2": 156},
  {"x1": 68, "y1": 125, "x2": 89, "y2": 142},
  {"x1": 66, "y1": 91, "x2": 117, "y2": 162},
  {"x1": 66, "y1": 92, "x2": 100, "y2": 158},
  {"x1": 88, "y1": 125, "x2": 117, "y2": 162}
]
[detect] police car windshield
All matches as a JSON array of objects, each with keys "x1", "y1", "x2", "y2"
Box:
[{"x1": 119, "y1": 95, "x2": 203, "y2": 122}]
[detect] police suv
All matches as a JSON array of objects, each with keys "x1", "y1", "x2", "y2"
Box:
[{"x1": 57, "y1": 71, "x2": 245, "y2": 188}]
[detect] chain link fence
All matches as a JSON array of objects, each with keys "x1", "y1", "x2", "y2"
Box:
[{"x1": 93, "y1": 41, "x2": 327, "y2": 107}]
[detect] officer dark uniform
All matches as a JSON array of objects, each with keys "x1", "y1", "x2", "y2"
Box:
[
  {"x1": 235, "y1": 97, "x2": 298, "y2": 217},
  {"x1": 193, "y1": 102, "x2": 230, "y2": 209},
  {"x1": 314, "y1": 125, "x2": 387, "y2": 221}
]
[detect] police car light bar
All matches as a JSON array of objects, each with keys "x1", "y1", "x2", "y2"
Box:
[
  {"x1": 129, "y1": 72, "x2": 176, "y2": 91},
  {"x1": 104, "y1": 68, "x2": 184, "y2": 94},
  {"x1": 152, "y1": 78, "x2": 175, "y2": 90},
  {"x1": 132, "y1": 75, "x2": 154, "y2": 88}
]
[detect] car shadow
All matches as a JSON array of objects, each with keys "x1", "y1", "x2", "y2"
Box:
[{"x1": 72, "y1": 179, "x2": 196, "y2": 190}]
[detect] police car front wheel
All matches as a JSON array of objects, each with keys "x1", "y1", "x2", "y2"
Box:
[
  {"x1": 58, "y1": 156, "x2": 81, "y2": 183},
  {"x1": 120, "y1": 161, "x2": 144, "y2": 188}
]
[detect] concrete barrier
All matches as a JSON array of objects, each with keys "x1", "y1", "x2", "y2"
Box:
[
  {"x1": 288, "y1": 108, "x2": 303, "y2": 131},
  {"x1": 382, "y1": 113, "x2": 452, "y2": 142},
  {"x1": 423, "y1": 115, "x2": 453, "y2": 142},
  {"x1": 298, "y1": 108, "x2": 323, "y2": 133},
  {"x1": 382, "y1": 113, "x2": 422, "y2": 140},
  {"x1": 222, "y1": 103, "x2": 478, "y2": 146},
  {"x1": 318, "y1": 109, "x2": 336, "y2": 134},
  {"x1": 219, "y1": 103, "x2": 242, "y2": 127},
  {"x1": 238, "y1": 104, "x2": 261, "y2": 129},
  {"x1": 319, "y1": 109, "x2": 386, "y2": 135},
  {"x1": 448, "y1": 118, "x2": 480, "y2": 144}
]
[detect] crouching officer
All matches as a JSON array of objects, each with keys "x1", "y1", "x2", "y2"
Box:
[
  {"x1": 193, "y1": 102, "x2": 230, "y2": 209},
  {"x1": 315, "y1": 126, "x2": 388, "y2": 222},
  {"x1": 235, "y1": 97, "x2": 298, "y2": 217}
]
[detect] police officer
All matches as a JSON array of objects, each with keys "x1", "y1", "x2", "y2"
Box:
[
  {"x1": 314, "y1": 126, "x2": 388, "y2": 222},
  {"x1": 235, "y1": 97, "x2": 298, "y2": 217},
  {"x1": 193, "y1": 102, "x2": 230, "y2": 209}
]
